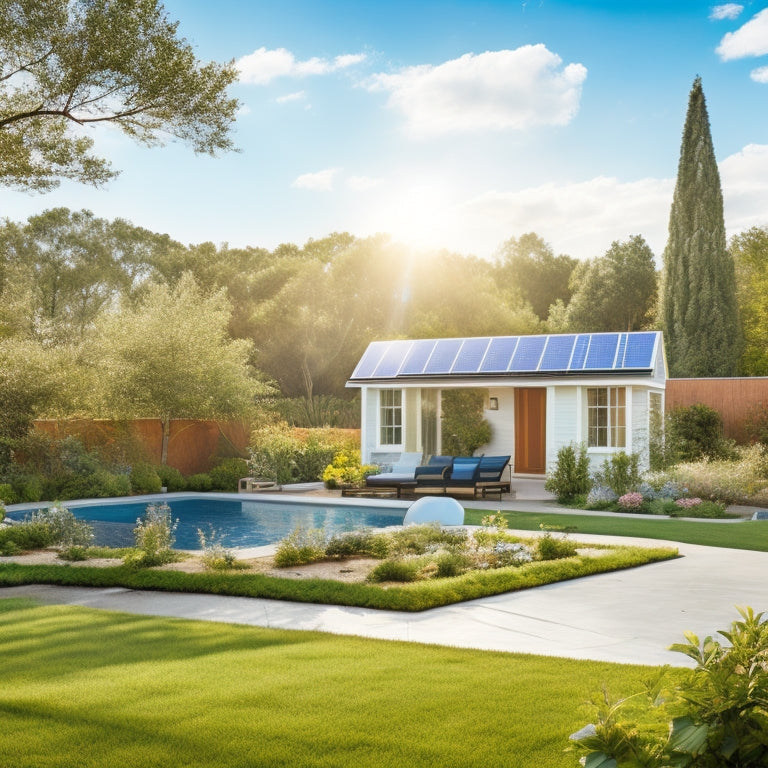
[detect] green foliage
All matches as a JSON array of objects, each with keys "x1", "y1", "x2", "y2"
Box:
[
  {"x1": 274, "y1": 395, "x2": 360, "y2": 428},
  {"x1": 322, "y1": 449, "x2": 377, "y2": 489},
  {"x1": 209, "y1": 458, "x2": 249, "y2": 491},
  {"x1": 565, "y1": 235, "x2": 658, "y2": 332},
  {"x1": 128, "y1": 502, "x2": 178, "y2": 567},
  {"x1": 571, "y1": 606, "x2": 768, "y2": 767},
  {"x1": 185, "y1": 473, "x2": 213, "y2": 492},
  {"x1": 662, "y1": 78, "x2": 742, "y2": 376},
  {"x1": 545, "y1": 443, "x2": 592, "y2": 502},
  {"x1": 0, "y1": 522, "x2": 54, "y2": 554},
  {"x1": 324, "y1": 529, "x2": 390, "y2": 559},
  {"x1": 58, "y1": 545, "x2": 90, "y2": 562},
  {"x1": 441, "y1": 388, "x2": 493, "y2": 456},
  {"x1": 273, "y1": 526, "x2": 328, "y2": 567},
  {"x1": 197, "y1": 527, "x2": 242, "y2": 571},
  {"x1": 0, "y1": 0, "x2": 239, "y2": 192},
  {"x1": 129, "y1": 463, "x2": 162, "y2": 494},
  {"x1": 744, "y1": 400, "x2": 768, "y2": 447},
  {"x1": 368, "y1": 557, "x2": 421, "y2": 583},
  {"x1": 156, "y1": 464, "x2": 186, "y2": 492},
  {"x1": 666, "y1": 404, "x2": 736, "y2": 462},
  {"x1": 537, "y1": 530, "x2": 577, "y2": 560},
  {"x1": 249, "y1": 425, "x2": 358, "y2": 485},
  {"x1": 597, "y1": 451, "x2": 642, "y2": 496},
  {"x1": 26, "y1": 503, "x2": 93, "y2": 547},
  {"x1": 0, "y1": 483, "x2": 16, "y2": 504}
]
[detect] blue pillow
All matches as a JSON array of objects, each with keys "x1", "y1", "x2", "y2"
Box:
[{"x1": 451, "y1": 461, "x2": 480, "y2": 481}]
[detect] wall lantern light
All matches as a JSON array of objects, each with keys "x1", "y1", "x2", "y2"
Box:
[{"x1": 488, "y1": 397, "x2": 499, "y2": 411}]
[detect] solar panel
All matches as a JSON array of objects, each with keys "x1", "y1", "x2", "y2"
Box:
[
  {"x1": 452, "y1": 337, "x2": 491, "y2": 373},
  {"x1": 584, "y1": 333, "x2": 620, "y2": 369},
  {"x1": 373, "y1": 340, "x2": 412, "y2": 378},
  {"x1": 400, "y1": 339, "x2": 438, "y2": 375},
  {"x1": 623, "y1": 332, "x2": 657, "y2": 368},
  {"x1": 350, "y1": 341, "x2": 388, "y2": 379},
  {"x1": 479, "y1": 337, "x2": 518, "y2": 373},
  {"x1": 510, "y1": 336, "x2": 547, "y2": 371},
  {"x1": 348, "y1": 332, "x2": 660, "y2": 380},
  {"x1": 424, "y1": 338, "x2": 463, "y2": 374},
  {"x1": 539, "y1": 334, "x2": 577, "y2": 371}
]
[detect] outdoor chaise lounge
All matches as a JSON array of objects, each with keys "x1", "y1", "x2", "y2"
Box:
[
  {"x1": 361, "y1": 453, "x2": 446, "y2": 498},
  {"x1": 413, "y1": 455, "x2": 511, "y2": 499}
]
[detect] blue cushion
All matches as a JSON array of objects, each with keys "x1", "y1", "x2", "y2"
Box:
[{"x1": 450, "y1": 460, "x2": 480, "y2": 481}]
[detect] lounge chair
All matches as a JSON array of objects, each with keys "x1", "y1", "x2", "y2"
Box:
[
  {"x1": 362, "y1": 452, "x2": 424, "y2": 497},
  {"x1": 414, "y1": 455, "x2": 511, "y2": 499}
]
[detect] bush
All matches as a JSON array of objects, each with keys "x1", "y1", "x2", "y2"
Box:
[
  {"x1": 617, "y1": 491, "x2": 644, "y2": 510},
  {"x1": 325, "y1": 529, "x2": 389, "y2": 559},
  {"x1": 597, "y1": 451, "x2": 641, "y2": 496},
  {"x1": 441, "y1": 388, "x2": 493, "y2": 456},
  {"x1": 197, "y1": 526, "x2": 242, "y2": 570},
  {"x1": 667, "y1": 403, "x2": 736, "y2": 462},
  {"x1": 26, "y1": 503, "x2": 94, "y2": 547},
  {"x1": 209, "y1": 458, "x2": 249, "y2": 492},
  {"x1": 156, "y1": 464, "x2": 186, "y2": 492},
  {"x1": 537, "y1": 530, "x2": 577, "y2": 560},
  {"x1": 368, "y1": 557, "x2": 421, "y2": 583},
  {"x1": 0, "y1": 483, "x2": 17, "y2": 504},
  {"x1": 130, "y1": 464, "x2": 162, "y2": 494},
  {"x1": 186, "y1": 473, "x2": 213, "y2": 492},
  {"x1": 545, "y1": 443, "x2": 591, "y2": 502},
  {"x1": 0, "y1": 522, "x2": 54, "y2": 554},
  {"x1": 570, "y1": 606, "x2": 768, "y2": 767},
  {"x1": 585, "y1": 484, "x2": 618, "y2": 510},
  {"x1": 128, "y1": 503, "x2": 178, "y2": 567},
  {"x1": 273, "y1": 526, "x2": 327, "y2": 567},
  {"x1": 744, "y1": 400, "x2": 768, "y2": 447},
  {"x1": 322, "y1": 449, "x2": 378, "y2": 489}
]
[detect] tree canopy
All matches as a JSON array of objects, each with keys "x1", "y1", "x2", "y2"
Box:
[
  {"x1": 0, "y1": 0, "x2": 239, "y2": 191},
  {"x1": 661, "y1": 77, "x2": 741, "y2": 377}
]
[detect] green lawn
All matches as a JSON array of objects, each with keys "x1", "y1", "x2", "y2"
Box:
[
  {"x1": 465, "y1": 508, "x2": 768, "y2": 551},
  {"x1": 0, "y1": 597, "x2": 674, "y2": 768}
]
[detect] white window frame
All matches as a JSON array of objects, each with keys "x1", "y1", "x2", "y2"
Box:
[
  {"x1": 378, "y1": 389, "x2": 403, "y2": 448},
  {"x1": 586, "y1": 386, "x2": 626, "y2": 449}
]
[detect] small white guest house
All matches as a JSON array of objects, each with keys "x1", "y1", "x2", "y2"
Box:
[{"x1": 347, "y1": 331, "x2": 667, "y2": 475}]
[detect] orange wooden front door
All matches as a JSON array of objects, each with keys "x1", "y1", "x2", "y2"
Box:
[{"x1": 514, "y1": 388, "x2": 546, "y2": 474}]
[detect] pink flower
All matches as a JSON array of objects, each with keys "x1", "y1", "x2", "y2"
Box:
[
  {"x1": 675, "y1": 497, "x2": 702, "y2": 508},
  {"x1": 618, "y1": 492, "x2": 644, "y2": 509}
]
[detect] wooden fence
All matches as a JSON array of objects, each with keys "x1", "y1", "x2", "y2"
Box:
[
  {"x1": 666, "y1": 378, "x2": 768, "y2": 444},
  {"x1": 33, "y1": 418, "x2": 251, "y2": 475}
]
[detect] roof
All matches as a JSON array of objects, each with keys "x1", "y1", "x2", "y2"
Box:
[{"x1": 348, "y1": 331, "x2": 662, "y2": 384}]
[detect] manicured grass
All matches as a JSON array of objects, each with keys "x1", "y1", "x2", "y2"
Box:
[
  {"x1": 464, "y1": 508, "x2": 768, "y2": 551},
  {"x1": 0, "y1": 598, "x2": 679, "y2": 768},
  {"x1": 0, "y1": 543, "x2": 676, "y2": 611}
]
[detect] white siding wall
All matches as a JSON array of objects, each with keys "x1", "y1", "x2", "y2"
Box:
[
  {"x1": 479, "y1": 387, "x2": 515, "y2": 459},
  {"x1": 631, "y1": 386, "x2": 651, "y2": 471},
  {"x1": 362, "y1": 387, "x2": 379, "y2": 462},
  {"x1": 548, "y1": 387, "x2": 578, "y2": 471}
]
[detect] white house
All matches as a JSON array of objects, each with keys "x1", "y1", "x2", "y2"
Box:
[{"x1": 347, "y1": 331, "x2": 667, "y2": 475}]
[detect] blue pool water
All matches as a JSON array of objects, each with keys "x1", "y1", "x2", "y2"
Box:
[{"x1": 8, "y1": 496, "x2": 407, "y2": 550}]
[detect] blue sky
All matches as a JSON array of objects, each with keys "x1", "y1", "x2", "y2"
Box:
[{"x1": 3, "y1": 0, "x2": 768, "y2": 261}]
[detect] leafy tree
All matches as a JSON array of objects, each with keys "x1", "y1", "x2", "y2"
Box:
[
  {"x1": 494, "y1": 233, "x2": 577, "y2": 320},
  {"x1": 92, "y1": 273, "x2": 266, "y2": 463},
  {"x1": 566, "y1": 235, "x2": 658, "y2": 332},
  {"x1": 730, "y1": 226, "x2": 768, "y2": 375},
  {"x1": 0, "y1": 0, "x2": 238, "y2": 191},
  {"x1": 662, "y1": 77, "x2": 741, "y2": 377},
  {"x1": 440, "y1": 389, "x2": 492, "y2": 456}
]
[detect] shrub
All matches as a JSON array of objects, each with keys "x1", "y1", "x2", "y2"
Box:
[
  {"x1": 480, "y1": 511, "x2": 509, "y2": 530},
  {"x1": 273, "y1": 526, "x2": 327, "y2": 567},
  {"x1": 128, "y1": 503, "x2": 178, "y2": 567},
  {"x1": 197, "y1": 526, "x2": 243, "y2": 570},
  {"x1": 597, "y1": 451, "x2": 641, "y2": 496},
  {"x1": 666, "y1": 403, "x2": 736, "y2": 462},
  {"x1": 617, "y1": 492, "x2": 644, "y2": 510},
  {"x1": 441, "y1": 388, "x2": 493, "y2": 456},
  {"x1": 545, "y1": 443, "x2": 591, "y2": 502},
  {"x1": 156, "y1": 464, "x2": 186, "y2": 492},
  {"x1": 387, "y1": 524, "x2": 467, "y2": 556},
  {"x1": 0, "y1": 522, "x2": 54, "y2": 554},
  {"x1": 322, "y1": 449, "x2": 378, "y2": 489},
  {"x1": 0, "y1": 483, "x2": 17, "y2": 504},
  {"x1": 368, "y1": 557, "x2": 421, "y2": 583},
  {"x1": 744, "y1": 400, "x2": 768, "y2": 447},
  {"x1": 668, "y1": 499, "x2": 730, "y2": 519},
  {"x1": 324, "y1": 529, "x2": 389, "y2": 559},
  {"x1": 58, "y1": 545, "x2": 89, "y2": 561},
  {"x1": 537, "y1": 530, "x2": 577, "y2": 560},
  {"x1": 570, "y1": 606, "x2": 768, "y2": 767},
  {"x1": 585, "y1": 484, "x2": 618, "y2": 510},
  {"x1": 130, "y1": 464, "x2": 162, "y2": 494},
  {"x1": 435, "y1": 551, "x2": 473, "y2": 578},
  {"x1": 185, "y1": 473, "x2": 213, "y2": 492},
  {"x1": 26, "y1": 503, "x2": 93, "y2": 547},
  {"x1": 209, "y1": 458, "x2": 249, "y2": 492},
  {"x1": 0, "y1": 500, "x2": 4, "y2": 523}
]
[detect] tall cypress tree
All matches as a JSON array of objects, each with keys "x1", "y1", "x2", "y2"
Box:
[{"x1": 662, "y1": 77, "x2": 741, "y2": 377}]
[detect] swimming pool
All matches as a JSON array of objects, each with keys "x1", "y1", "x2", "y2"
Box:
[{"x1": 6, "y1": 493, "x2": 409, "y2": 550}]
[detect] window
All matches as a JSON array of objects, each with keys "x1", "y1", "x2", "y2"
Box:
[
  {"x1": 380, "y1": 389, "x2": 402, "y2": 446},
  {"x1": 587, "y1": 387, "x2": 626, "y2": 448}
]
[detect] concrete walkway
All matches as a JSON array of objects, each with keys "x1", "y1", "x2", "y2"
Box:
[{"x1": 3, "y1": 481, "x2": 766, "y2": 667}]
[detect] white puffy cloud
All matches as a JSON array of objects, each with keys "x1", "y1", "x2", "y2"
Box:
[
  {"x1": 237, "y1": 48, "x2": 366, "y2": 85},
  {"x1": 750, "y1": 66, "x2": 768, "y2": 82},
  {"x1": 366, "y1": 45, "x2": 587, "y2": 138},
  {"x1": 291, "y1": 168, "x2": 339, "y2": 191},
  {"x1": 716, "y1": 8, "x2": 768, "y2": 60},
  {"x1": 710, "y1": 4, "x2": 744, "y2": 21},
  {"x1": 276, "y1": 91, "x2": 307, "y2": 103},
  {"x1": 720, "y1": 144, "x2": 768, "y2": 231}
]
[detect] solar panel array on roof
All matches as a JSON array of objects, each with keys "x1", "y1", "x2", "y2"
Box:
[{"x1": 349, "y1": 332, "x2": 660, "y2": 381}]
